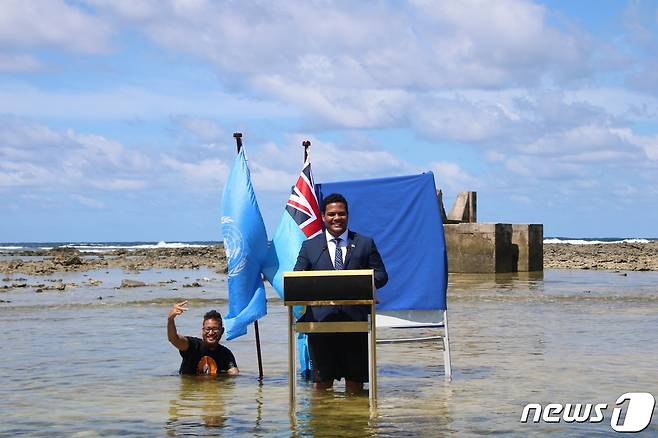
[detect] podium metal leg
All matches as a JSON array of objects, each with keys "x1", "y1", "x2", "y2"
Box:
[
  {"x1": 288, "y1": 306, "x2": 296, "y2": 412},
  {"x1": 368, "y1": 307, "x2": 377, "y2": 408}
]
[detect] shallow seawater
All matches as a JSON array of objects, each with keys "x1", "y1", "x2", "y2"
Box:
[{"x1": 1, "y1": 269, "x2": 657, "y2": 436}]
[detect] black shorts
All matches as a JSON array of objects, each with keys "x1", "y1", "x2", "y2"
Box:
[{"x1": 308, "y1": 332, "x2": 368, "y2": 383}]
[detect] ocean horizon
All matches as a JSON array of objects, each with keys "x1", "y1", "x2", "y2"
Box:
[{"x1": 1, "y1": 236, "x2": 656, "y2": 253}]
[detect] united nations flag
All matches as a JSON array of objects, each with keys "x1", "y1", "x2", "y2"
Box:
[{"x1": 221, "y1": 148, "x2": 268, "y2": 340}]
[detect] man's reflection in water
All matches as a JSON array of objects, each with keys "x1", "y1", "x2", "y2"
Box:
[
  {"x1": 166, "y1": 375, "x2": 235, "y2": 435},
  {"x1": 297, "y1": 388, "x2": 373, "y2": 438}
]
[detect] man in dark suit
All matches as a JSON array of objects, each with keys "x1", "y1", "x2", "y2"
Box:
[{"x1": 294, "y1": 193, "x2": 388, "y2": 392}]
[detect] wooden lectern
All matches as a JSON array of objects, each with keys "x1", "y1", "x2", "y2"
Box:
[{"x1": 283, "y1": 269, "x2": 377, "y2": 410}]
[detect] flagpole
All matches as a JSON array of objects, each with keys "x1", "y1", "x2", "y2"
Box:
[
  {"x1": 301, "y1": 139, "x2": 312, "y2": 381},
  {"x1": 233, "y1": 131, "x2": 265, "y2": 381}
]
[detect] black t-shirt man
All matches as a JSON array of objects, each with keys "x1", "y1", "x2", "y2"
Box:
[
  {"x1": 167, "y1": 301, "x2": 239, "y2": 376},
  {"x1": 179, "y1": 336, "x2": 238, "y2": 375}
]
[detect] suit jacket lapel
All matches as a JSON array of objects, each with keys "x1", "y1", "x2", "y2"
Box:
[
  {"x1": 313, "y1": 235, "x2": 334, "y2": 270},
  {"x1": 344, "y1": 231, "x2": 356, "y2": 268}
]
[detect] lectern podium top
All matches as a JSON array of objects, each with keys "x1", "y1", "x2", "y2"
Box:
[
  {"x1": 283, "y1": 269, "x2": 374, "y2": 305},
  {"x1": 284, "y1": 269, "x2": 373, "y2": 278}
]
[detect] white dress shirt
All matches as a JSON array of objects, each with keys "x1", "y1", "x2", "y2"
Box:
[{"x1": 325, "y1": 229, "x2": 349, "y2": 268}]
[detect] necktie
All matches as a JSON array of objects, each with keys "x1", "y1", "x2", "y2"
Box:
[{"x1": 333, "y1": 238, "x2": 343, "y2": 270}]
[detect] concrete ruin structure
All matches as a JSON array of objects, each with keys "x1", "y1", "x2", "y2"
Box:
[{"x1": 439, "y1": 191, "x2": 543, "y2": 273}]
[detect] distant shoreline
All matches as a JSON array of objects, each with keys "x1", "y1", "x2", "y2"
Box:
[
  {"x1": 543, "y1": 241, "x2": 658, "y2": 271},
  {"x1": 1, "y1": 241, "x2": 658, "y2": 276},
  {"x1": 0, "y1": 245, "x2": 227, "y2": 276}
]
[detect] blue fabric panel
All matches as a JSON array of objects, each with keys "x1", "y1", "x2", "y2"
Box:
[{"x1": 317, "y1": 172, "x2": 447, "y2": 310}]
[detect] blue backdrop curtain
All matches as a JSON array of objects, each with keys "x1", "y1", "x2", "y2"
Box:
[{"x1": 317, "y1": 172, "x2": 447, "y2": 310}]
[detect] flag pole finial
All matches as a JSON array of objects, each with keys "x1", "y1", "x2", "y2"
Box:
[
  {"x1": 233, "y1": 132, "x2": 243, "y2": 153},
  {"x1": 302, "y1": 140, "x2": 311, "y2": 162}
]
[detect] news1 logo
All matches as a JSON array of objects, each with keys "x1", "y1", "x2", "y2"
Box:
[{"x1": 520, "y1": 393, "x2": 656, "y2": 433}]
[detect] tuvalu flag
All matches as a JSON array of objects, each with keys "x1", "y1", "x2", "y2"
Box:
[
  {"x1": 262, "y1": 158, "x2": 322, "y2": 374},
  {"x1": 221, "y1": 148, "x2": 269, "y2": 340},
  {"x1": 262, "y1": 158, "x2": 322, "y2": 296}
]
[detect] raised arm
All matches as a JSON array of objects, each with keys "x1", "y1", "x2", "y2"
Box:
[{"x1": 167, "y1": 300, "x2": 190, "y2": 351}]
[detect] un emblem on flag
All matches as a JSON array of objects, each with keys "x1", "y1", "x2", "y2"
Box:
[{"x1": 221, "y1": 216, "x2": 247, "y2": 277}]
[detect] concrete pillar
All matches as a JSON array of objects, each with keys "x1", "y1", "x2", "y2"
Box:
[
  {"x1": 512, "y1": 224, "x2": 543, "y2": 272},
  {"x1": 444, "y1": 223, "x2": 516, "y2": 273},
  {"x1": 436, "y1": 190, "x2": 448, "y2": 224},
  {"x1": 447, "y1": 191, "x2": 476, "y2": 223},
  {"x1": 445, "y1": 223, "x2": 543, "y2": 273}
]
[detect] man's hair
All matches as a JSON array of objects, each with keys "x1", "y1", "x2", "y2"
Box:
[
  {"x1": 203, "y1": 310, "x2": 223, "y2": 325},
  {"x1": 321, "y1": 193, "x2": 348, "y2": 213}
]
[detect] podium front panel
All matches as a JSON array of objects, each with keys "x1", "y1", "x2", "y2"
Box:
[{"x1": 283, "y1": 269, "x2": 374, "y2": 303}]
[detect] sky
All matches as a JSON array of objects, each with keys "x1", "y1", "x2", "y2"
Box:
[{"x1": 1, "y1": 0, "x2": 658, "y2": 242}]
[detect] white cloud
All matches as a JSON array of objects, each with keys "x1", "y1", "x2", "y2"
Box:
[
  {"x1": 0, "y1": 53, "x2": 44, "y2": 72},
  {"x1": 0, "y1": 83, "x2": 295, "y2": 120},
  {"x1": 249, "y1": 162, "x2": 297, "y2": 192},
  {"x1": 567, "y1": 150, "x2": 630, "y2": 162},
  {"x1": 160, "y1": 155, "x2": 229, "y2": 187},
  {"x1": 521, "y1": 125, "x2": 623, "y2": 155},
  {"x1": 611, "y1": 128, "x2": 658, "y2": 161},
  {"x1": 0, "y1": 161, "x2": 54, "y2": 187},
  {"x1": 0, "y1": 115, "x2": 63, "y2": 149},
  {"x1": 67, "y1": 131, "x2": 151, "y2": 170},
  {"x1": 484, "y1": 122, "x2": 656, "y2": 192},
  {"x1": 70, "y1": 194, "x2": 105, "y2": 209},
  {"x1": 171, "y1": 116, "x2": 231, "y2": 152},
  {"x1": 84, "y1": 0, "x2": 163, "y2": 21},
  {"x1": 174, "y1": 117, "x2": 226, "y2": 143},
  {"x1": 239, "y1": 135, "x2": 415, "y2": 184},
  {"x1": 253, "y1": 78, "x2": 413, "y2": 128},
  {"x1": 429, "y1": 161, "x2": 479, "y2": 192},
  {"x1": 0, "y1": 117, "x2": 423, "y2": 200},
  {"x1": 285, "y1": 136, "x2": 414, "y2": 182},
  {"x1": 0, "y1": 116, "x2": 152, "y2": 191},
  {"x1": 411, "y1": 96, "x2": 510, "y2": 142},
  {"x1": 409, "y1": 0, "x2": 591, "y2": 85},
  {"x1": 0, "y1": 0, "x2": 112, "y2": 53},
  {"x1": 486, "y1": 150, "x2": 506, "y2": 162},
  {"x1": 89, "y1": 178, "x2": 146, "y2": 190},
  {"x1": 84, "y1": 0, "x2": 593, "y2": 128},
  {"x1": 0, "y1": 146, "x2": 35, "y2": 161},
  {"x1": 502, "y1": 155, "x2": 585, "y2": 180},
  {"x1": 408, "y1": 88, "x2": 658, "y2": 185},
  {"x1": 2, "y1": 1, "x2": 658, "y2": 239},
  {"x1": 566, "y1": 87, "x2": 658, "y2": 120},
  {"x1": 509, "y1": 122, "x2": 653, "y2": 170}
]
